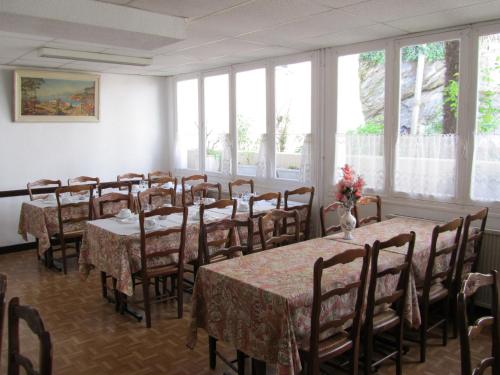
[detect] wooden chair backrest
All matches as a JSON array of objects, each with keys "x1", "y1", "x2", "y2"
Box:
[
  {"x1": 27, "y1": 179, "x2": 61, "y2": 201},
  {"x1": 455, "y1": 208, "x2": 489, "y2": 288},
  {"x1": 97, "y1": 181, "x2": 132, "y2": 196},
  {"x1": 117, "y1": 172, "x2": 145, "y2": 182},
  {"x1": 8, "y1": 297, "x2": 52, "y2": 375},
  {"x1": 228, "y1": 179, "x2": 254, "y2": 198},
  {"x1": 55, "y1": 185, "x2": 93, "y2": 235},
  {"x1": 421, "y1": 217, "x2": 463, "y2": 295},
  {"x1": 67, "y1": 176, "x2": 99, "y2": 186},
  {"x1": 199, "y1": 199, "x2": 237, "y2": 227},
  {"x1": 147, "y1": 171, "x2": 171, "y2": 183},
  {"x1": 92, "y1": 192, "x2": 133, "y2": 219},
  {"x1": 310, "y1": 246, "x2": 371, "y2": 368},
  {"x1": 138, "y1": 187, "x2": 176, "y2": 211},
  {"x1": 249, "y1": 192, "x2": 281, "y2": 219},
  {"x1": 353, "y1": 195, "x2": 382, "y2": 227},
  {"x1": 458, "y1": 271, "x2": 500, "y2": 375},
  {"x1": 258, "y1": 209, "x2": 300, "y2": 250},
  {"x1": 320, "y1": 202, "x2": 343, "y2": 237},
  {"x1": 190, "y1": 182, "x2": 222, "y2": 204},
  {"x1": 200, "y1": 218, "x2": 253, "y2": 265},
  {"x1": 0, "y1": 273, "x2": 6, "y2": 367},
  {"x1": 181, "y1": 174, "x2": 207, "y2": 205},
  {"x1": 139, "y1": 206, "x2": 188, "y2": 279},
  {"x1": 149, "y1": 175, "x2": 177, "y2": 189},
  {"x1": 365, "y1": 232, "x2": 416, "y2": 333},
  {"x1": 284, "y1": 186, "x2": 314, "y2": 239}
]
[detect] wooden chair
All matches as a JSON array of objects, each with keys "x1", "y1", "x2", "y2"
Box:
[
  {"x1": 258, "y1": 209, "x2": 300, "y2": 251},
  {"x1": 27, "y1": 179, "x2": 61, "y2": 201},
  {"x1": 363, "y1": 232, "x2": 416, "y2": 375},
  {"x1": 416, "y1": 217, "x2": 463, "y2": 363},
  {"x1": 299, "y1": 246, "x2": 371, "y2": 375},
  {"x1": 353, "y1": 195, "x2": 381, "y2": 228},
  {"x1": 181, "y1": 174, "x2": 207, "y2": 206},
  {"x1": 228, "y1": 179, "x2": 254, "y2": 198},
  {"x1": 190, "y1": 182, "x2": 222, "y2": 204},
  {"x1": 0, "y1": 273, "x2": 6, "y2": 368},
  {"x1": 8, "y1": 297, "x2": 52, "y2": 375},
  {"x1": 320, "y1": 202, "x2": 343, "y2": 237},
  {"x1": 97, "y1": 181, "x2": 132, "y2": 196},
  {"x1": 55, "y1": 185, "x2": 93, "y2": 274},
  {"x1": 458, "y1": 271, "x2": 500, "y2": 375},
  {"x1": 138, "y1": 187, "x2": 176, "y2": 211},
  {"x1": 67, "y1": 176, "x2": 99, "y2": 186},
  {"x1": 117, "y1": 172, "x2": 145, "y2": 183},
  {"x1": 249, "y1": 192, "x2": 281, "y2": 250},
  {"x1": 147, "y1": 170, "x2": 172, "y2": 183},
  {"x1": 136, "y1": 206, "x2": 188, "y2": 328},
  {"x1": 284, "y1": 186, "x2": 314, "y2": 240},
  {"x1": 453, "y1": 207, "x2": 489, "y2": 337},
  {"x1": 149, "y1": 175, "x2": 177, "y2": 190},
  {"x1": 92, "y1": 192, "x2": 133, "y2": 219}
]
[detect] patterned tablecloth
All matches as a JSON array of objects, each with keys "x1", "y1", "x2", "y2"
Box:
[
  {"x1": 79, "y1": 200, "x2": 304, "y2": 296},
  {"x1": 188, "y1": 237, "x2": 419, "y2": 375},
  {"x1": 18, "y1": 199, "x2": 89, "y2": 255}
]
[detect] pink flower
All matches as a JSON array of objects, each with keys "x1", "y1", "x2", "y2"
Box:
[{"x1": 333, "y1": 164, "x2": 365, "y2": 206}]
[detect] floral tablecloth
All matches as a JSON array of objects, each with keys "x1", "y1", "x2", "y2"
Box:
[
  {"x1": 18, "y1": 200, "x2": 88, "y2": 255},
  {"x1": 188, "y1": 237, "x2": 420, "y2": 375}
]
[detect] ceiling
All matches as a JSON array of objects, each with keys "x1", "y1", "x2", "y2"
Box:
[{"x1": 1, "y1": 0, "x2": 500, "y2": 77}]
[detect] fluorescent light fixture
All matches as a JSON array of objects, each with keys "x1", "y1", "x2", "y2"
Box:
[{"x1": 38, "y1": 48, "x2": 153, "y2": 66}]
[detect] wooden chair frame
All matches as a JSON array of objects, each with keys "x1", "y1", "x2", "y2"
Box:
[
  {"x1": 458, "y1": 271, "x2": 500, "y2": 375},
  {"x1": 190, "y1": 182, "x2": 222, "y2": 204},
  {"x1": 353, "y1": 195, "x2": 381, "y2": 228},
  {"x1": 27, "y1": 179, "x2": 61, "y2": 201},
  {"x1": 92, "y1": 192, "x2": 133, "y2": 220},
  {"x1": 363, "y1": 232, "x2": 416, "y2": 375},
  {"x1": 258, "y1": 209, "x2": 300, "y2": 251},
  {"x1": 8, "y1": 297, "x2": 52, "y2": 375},
  {"x1": 148, "y1": 175, "x2": 177, "y2": 190},
  {"x1": 67, "y1": 176, "x2": 99, "y2": 186},
  {"x1": 138, "y1": 206, "x2": 188, "y2": 328},
  {"x1": 284, "y1": 186, "x2": 314, "y2": 240},
  {"x1": 249, "y1": 192, "x2": 281, "y2": 219},
  {"x1": 138, "y1": 187, "x2": 176, "y2": 211},
  {"x1": 147, "y1": 170, "x2": 172, "y2": 184},
  {"x1": 55, "y1": 185, "x2": 93, "y2": 274},
  {"x1": 320, "y1": 202, "x2": 343, "y2": 237},
  {"x1": 97, "y1": 181, "x2": 132, "y2": 196},
  {"x1": 181, "y1": 174, "x2": 207, "y2": 206},
  {"x1": 301, "y1": 246, "x2": 371, "y2": 375},
  {"x1": 417, "y1": 217, "x2": 463, "y2": 362},
  {"x1": 228, "y1": 179, "x2": 254, "y2": 198}
]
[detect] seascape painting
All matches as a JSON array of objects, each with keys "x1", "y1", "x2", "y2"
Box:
[{"x1": 14, "y1": 70, "x2": 100, "y2": 122}]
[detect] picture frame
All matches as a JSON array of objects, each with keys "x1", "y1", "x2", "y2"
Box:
[{"x1": 14, "y1": 69, "x2": 100, "y2": 122}]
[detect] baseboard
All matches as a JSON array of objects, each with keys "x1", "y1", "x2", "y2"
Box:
[{"x1": 0, "y1": 242, "x2": 36, "y2": 254}]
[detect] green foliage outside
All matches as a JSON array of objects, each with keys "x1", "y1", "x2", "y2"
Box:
[
  {"x1": 444, "y1": 76, "x2": 459, "y2": 119},
  {"x1": 477, "y1": 57, "x2": 500, "y2": 133}
]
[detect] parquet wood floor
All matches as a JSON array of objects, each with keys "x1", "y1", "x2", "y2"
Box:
[{"x1": 0, "y1": 249, "x2": 492, "y2": 374}]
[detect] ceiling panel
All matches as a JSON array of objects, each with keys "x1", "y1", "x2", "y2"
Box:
[
  {"x1": 187, "y1": 0, "x2": 330, "y2": 38},
  {"x1": 150, "y1": 54, "x2": 200, "y2": 68},
  {"x1": 126, "y1": 0, "x2": 249, "y2": 19},
  {"x1": 313, "y1": 0, "x2": 371, "y2": 7},
  {"x1": 44, "y1": 39, "x2": 110, "y2": 53},
  {"x1": 0, "y1": 35, "x2": 46, "y2": 59},
  {"x1": 12, "y1": 58, "x2": 67, "y2": 68},
  {"x1": 179, "y1": 38, "x2": 267, "y2": 60}
]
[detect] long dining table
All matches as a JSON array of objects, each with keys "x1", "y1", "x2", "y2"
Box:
[{"x1": 188, "y1": 216, "x2": 459, "y2": 375}]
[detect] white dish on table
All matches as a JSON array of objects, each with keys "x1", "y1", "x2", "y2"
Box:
[{"x1": 116, "y1": 208, "x2": 132, "y2": 219}]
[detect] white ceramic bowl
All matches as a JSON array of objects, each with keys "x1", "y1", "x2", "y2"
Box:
[{"x1": 116, "y1": 208, "x2": 132, "y2": 219}]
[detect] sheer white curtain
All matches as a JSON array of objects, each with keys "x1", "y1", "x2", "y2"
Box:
[
  {"x1": 394, "y1": 134, "x2": 457, "y2": 198},
  {"x1": 221, "y1": 134, "x2": 232, "y2": 175},
  {"x1": 299, "y1": 133, "x2": 312, "y2": 183},
  {"x1": 256, "y1": 134, "x2": 267, "y2": 178},
  {"x1": 334, "y1": 134, "x2": 384, "y2": 190},
  {"x1": 472, "y1": 134, "x2": 500, "y2": 201}
]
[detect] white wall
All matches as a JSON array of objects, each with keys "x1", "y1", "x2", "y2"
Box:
[{"x1": 0, "y1": 68, "x2": 169, "y2": 246}]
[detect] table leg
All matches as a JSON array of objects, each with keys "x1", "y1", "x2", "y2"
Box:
[
  {"x1": 251, "y1": 358, "x2": 266, "y2": 375},
  {"x1": 209, "y1": 336, "x2": 217, "y2": 369}
]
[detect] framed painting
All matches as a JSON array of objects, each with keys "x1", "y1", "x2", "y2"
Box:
[{"x1": 14, "y1": 70, "x2": 100, "y2": 122}]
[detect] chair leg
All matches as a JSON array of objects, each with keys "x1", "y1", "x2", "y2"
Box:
[
  {"x1": 112, "y1": 278, "x2": 119, "y2": 312},
  {"x1": 61, "y1": 242, "x2": 67, "y2": 275},
  {"x1": 237, "y1": 350, "x2": 246, "y2": 375},
  {"x1": 177, "y1": 275, "x2": 183, "y2": 319},
  {"x1": 154, "y1": 277, "x2": 161, "y2": 297},
  {"x1": 209, "y1": 336, "x2": 217, "y2": 369},
  {"x1": 396, "y1": 327, "x2": 403, "y2": 375},
  {"x1": 420, "y1": 313, "x2": 427, "y2": 363},
  {"x1": 142, "y1": 277, "x2": 151, "y2": 328},
  {"x1": 100, "y1": 272, "x2": 108, "y2": 299},
  {"x1": 364, "y1": 332, "x2": 373, "y2": 375},
  {"x1": 442, "y1": 298, "x2": 450, "y2": 346}
]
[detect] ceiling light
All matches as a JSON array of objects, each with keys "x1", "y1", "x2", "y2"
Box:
[{"x1": 38, "y1": 48, "x2": 153, "y2": 67}]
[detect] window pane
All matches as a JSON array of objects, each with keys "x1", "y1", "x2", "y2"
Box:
[
  {"x1": 204, "y1": 74, "x2": 229, "y2": 173},
  {"x1": 471, "y1": 33, "x2": 500, "y2": 201},
  {"x1": 394, "y1": 40, "x2": 460, "y2": 198},
  {"x1": 176, "y1": 79, "x2": 199, "y2": 170},
  {"x1": 275, "y1": 61, "x2": 311, "y2": 181},
  {"x1": 236, "y1": 69, "x2": 266, "y2": 177},
  {"x1": 335, "y1": 51, "x2": 385, "y2": 190}
]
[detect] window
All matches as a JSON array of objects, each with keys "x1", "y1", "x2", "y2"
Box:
[
  {"x1": 335, "y1": 51, "x2": 385, "y2": 190},
  {"x1": 275, "y1": 61, "x2": 311, "y2": 181},
  {"x1": 471, "y1": 33, "x2": 500, "y2": 201},
  {"x1": 204, "y1": 74, "x2": 229, "y2": 173},
  {"x1": 236, "y1": 68, "x2": 266, "y2": 177},
  {"x1": 176, "y1": 79, "x2": 199, "y2": 170},
  {"x1": 394, "y1": 40, "x2": 460, "y2": 198}
]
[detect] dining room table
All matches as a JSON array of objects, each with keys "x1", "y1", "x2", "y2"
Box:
[{"x1": 188, "y1": 215, "x2": 462, "y2": 375}]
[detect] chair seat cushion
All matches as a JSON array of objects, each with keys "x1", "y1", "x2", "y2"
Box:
[
  {"x1": 417, "y1": 282, "x2": 448, "y2": 303},
  {"x1": 372, "y1": 308, "x2": 400, "y2": 333},
  {"x1": 301, "y1": 330, "x2": 353, "y2": 359}
]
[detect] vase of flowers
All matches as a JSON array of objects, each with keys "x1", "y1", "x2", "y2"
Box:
[{"x1": 335, "y1": 164, "x2": 365, "y2": 240}]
